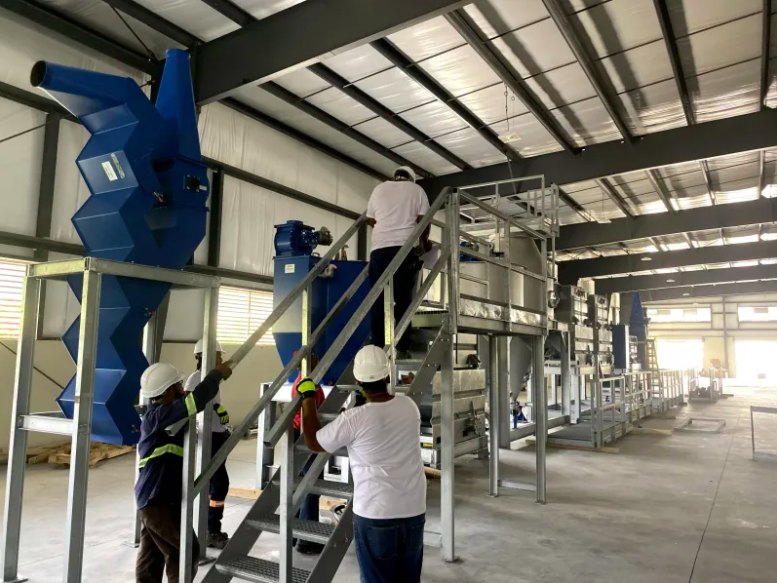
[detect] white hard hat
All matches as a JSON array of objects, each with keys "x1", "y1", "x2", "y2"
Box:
[
  {"x1": 353, "y1": 345, "x2": 391, "y2": 383},
  {"x1": 194, "y1": 338, "x2": 224, "y2": 355},
  {"x1": 393, "y1": 166, "x2": 417, "y2": 183},
  {"x1": 141, "y1": 363, "x2": 183, "y2": 399}
]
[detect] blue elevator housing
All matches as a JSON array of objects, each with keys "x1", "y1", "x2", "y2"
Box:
[
  {"x1": 32, "y1": 50, "x2": 209, "y2": 444},
  {"x1": 272, "y1": 221, "x2": 371, "y2": 385}
]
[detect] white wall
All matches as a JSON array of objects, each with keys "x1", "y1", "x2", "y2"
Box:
[
  {"x1": 646, "y1": 292, "x2": 777, "y2": 377},
  {"x1": 0, "y1": 339, "x2": 283, "y2": 452}
]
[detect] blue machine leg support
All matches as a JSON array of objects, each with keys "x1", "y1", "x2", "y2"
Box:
[{"x1": 33, "y1": 50, "x2": 209, "y2": 445}]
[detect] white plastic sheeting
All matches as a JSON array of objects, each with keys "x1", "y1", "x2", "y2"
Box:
[
  {"x1": 219, "y1": 176, "x2": 359, "y2": 277},
  {"x1": 233, "y1": 87, "x2": 397, "y2": 177},
  {"x1": 489, "y1": 115, "x2": 564, "y2": 157},
  {"x1": 387, "y1": 16, "x2": 464, "y2": 62},
  {"x1": 353, "y1": 68, "x2": 435, "y2": 113},
  {"x1": 132, "y1": 0, "x2": 238, "y2": 41},
  {"x1": 667, "y1": 0, "x2": 761, "y2": 37},
  {"x1": 457, "y1": 84, "x2": 528, "y2": 124},
  {"x1": 305, "y1": 88, "x2": 376, "y2": 126},
  {"x1": 571, "y1": 0, "x2": 662, "y2": 60},
  {"x1": 678, "y1": 14, "x2": 761, "y2": 78},
  {"x1": 552, "y1": 97, "x2": 622, "y2": 145},
  {"x1": 432, "y1": 127, "x2": 505, "y2": 168},
  {"x1": 619, "y1": 79, "x2": 687, "y2": 135},
  {"x1": 599, "y1": 40, "x2": 673, "y2": 93},
  {"x1": 275, "y1": 68, "x2": 330, "y2": 98},
  {"x1": 353, "y1": 117, "x2": 412, "y2": 149},
  {"x1": 494, "y1": 18, "x2": 575, "y2": 78},
  {"x1": 37, "y1": 0, "x2": 181, "y2": 57},
  {"x1": 691, "y1": 59, "x2": 761, "y2": 123},
  {"x1": 418, "y1": 44, "x2": 501, "y2": 98},
  {"x1": 0, "y1": 98, "x2": 44, "y2": 239},
  {"x1": 464, "y1": 0, "x2": 550, "y2": 39},
  {"x1": 198, "y1": 102, "x2": 378, "y2": 211},
  {"x1": 526, "y1": 63, "x2": 597, "y2": 109},
  {"x1": 0, "y1": 9, "x2": 147, "y2": 91},
  {"x1": 323, "y1": 44, "x2": 392, "y2": 83}
]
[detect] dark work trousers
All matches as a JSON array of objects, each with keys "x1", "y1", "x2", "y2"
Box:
[
  {"x1": 136, "y1": 504, "x2": 199, "y2": 583},
  {"x1": 293, "y1": 428, "x2": 324, "y2": 551},
  {"x1": 353, "y1": 513, "x2": 425, "y2": 583},
  {"x1": 369, "y1": 246, "x2": 419, "y2": 351},
  {"x1": 208, "y1": 431, "x2": 230, "y2": 533}
]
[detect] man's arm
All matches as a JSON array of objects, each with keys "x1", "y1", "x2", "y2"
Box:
[
  {"x1": 301, "y1": 398, "x2": 325, "y2": 452},
  {"x1": 416, "y1": 186, "x2": 431, "y2": 250}
]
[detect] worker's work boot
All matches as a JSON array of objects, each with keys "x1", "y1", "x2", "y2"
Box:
[{"x1": 207, "y1": 531, "x2": 229, "y2": 549}]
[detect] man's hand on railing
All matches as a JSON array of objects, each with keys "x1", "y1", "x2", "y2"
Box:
[{"x1": 215, "y1": 360, "x2": 234, "y2": 380}]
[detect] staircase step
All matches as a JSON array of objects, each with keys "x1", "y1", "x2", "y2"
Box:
[
  {"x1": 306, "y1": 479, "x2": 353, "y2": 499},
  {"x1": 247, "y1": 514, "x2": 336, "y2": 545},
  {"x1": 215, "y1": 555, "x2": 310, "y2": 583}
]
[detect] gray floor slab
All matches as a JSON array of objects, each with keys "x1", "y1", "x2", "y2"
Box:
[{"x1": 1, "y1": 387, "x2": 776, "y2": 582}]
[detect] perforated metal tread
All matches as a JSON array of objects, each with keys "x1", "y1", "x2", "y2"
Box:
[
  {"x1": 215, "y1": 555, "x2": 310, "y2": 583},
  {"x1": 247, "y1": 514, "x2": 336, "y2": 545},
  {"x1": 307, "y1": 479, "x2": 353, "y2": 499}
]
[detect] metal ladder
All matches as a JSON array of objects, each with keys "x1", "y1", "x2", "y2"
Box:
[
  {"x1": 645, "y1": 339, "x2": 663, "y2": 400},
  {"x1": 190, "y1": 188, "x2": 457, "y2": 583}
]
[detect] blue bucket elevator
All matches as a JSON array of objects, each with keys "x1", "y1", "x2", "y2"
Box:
[
  {"x1": 32, "y1": 50, "x2": 209, "y2": 445},
  {"x1": 272, "y1": 221, "x2": 371, "y2": 385}
]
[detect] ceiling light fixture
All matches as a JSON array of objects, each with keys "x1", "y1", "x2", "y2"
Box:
[{"x1": 641, "y1": 256, "x2": 652, "y2": 261}]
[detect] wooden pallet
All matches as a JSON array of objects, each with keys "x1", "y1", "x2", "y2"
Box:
[{"x1": 48, "y1": 443, "x2": 134, "y2": 467}]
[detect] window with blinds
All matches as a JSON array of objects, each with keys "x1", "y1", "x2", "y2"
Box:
[
  {"x1": 0, "y1": 260, "x2": 27, "y2": 339},
  {"x1": 217, "y1": 286, "x2": 275, "y2": 345}
]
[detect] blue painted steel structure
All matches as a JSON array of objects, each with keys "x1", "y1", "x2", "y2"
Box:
[
  {"x1": 32, "y1": 50, "x2": 209, "y2": 444},
  {"x1": 272, "y1": 221, "x2": 370, "y2": 385}
]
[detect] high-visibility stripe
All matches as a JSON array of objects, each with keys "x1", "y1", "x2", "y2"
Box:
[
  {"x1": 138, "y1": 444, "x2": 184, "y2": 468},
  {"x1": 185, "y1": 393, "x2": 197, "y2": 417},
  {"x1": 216, "y1": 405, "x2": 227, "y2": 414},
  {"x1": 209, "y1": 500, "x2": 226, "y2": 508}
]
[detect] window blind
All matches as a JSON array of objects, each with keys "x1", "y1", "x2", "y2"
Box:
[
  {"x1": 217, "y1": 286, "x2": 275, "y2": 345},
  {"x1": 0, "y1": 260, "x2": 27, "y2": 339}
]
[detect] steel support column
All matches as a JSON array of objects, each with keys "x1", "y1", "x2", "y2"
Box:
[
  {"x1": 533, "y1": 334, "x2": 547, "y2": 504},
  {"x1": 1, "y1": 274, "x2": 41, "y2": 583},
  {"x1": 497, "y1": 336, "x2": 510, "y2": 448},
  {"x1": 560, "y1": 332, "x2": 571, "y2": 418},
  {"x1": 487, "y1": 335, "x2": 499, "y2": 497},
  {"x1": 62, "y1": 269, "x2": 101, "y2": 583}
]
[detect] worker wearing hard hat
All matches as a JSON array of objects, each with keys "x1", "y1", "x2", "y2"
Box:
[
  {"x1": 185, "y1": 339, "x2": 231, "y2": 549},
  {"x1": 367, "y1": 166, "x2": 431, "y2": 358},
  {"x1": 298, "y1": 345, "x2": 426, "y2": 583},
  {"x1": 135, "y1": 359, "x2": 233, "y2": 583}
]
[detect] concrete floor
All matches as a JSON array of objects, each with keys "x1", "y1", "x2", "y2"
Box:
[{"x1": 2, "y1": 386, "x2": 777, "y2": 582}]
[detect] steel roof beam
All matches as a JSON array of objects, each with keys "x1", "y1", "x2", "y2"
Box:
[
  {"x1": 261, "y1": 82, "x2": 429, "y2": 178},
  {"x1": 559, "y1": 188, "x2": 594, "y2": 221},
  {"x1": 445, "y1": 9, "x2": 577, "y2": 154},
  {"x1": 370, "y1": 38, "x2": 519, "y2": 163},
  {"x1": 191, "y1": 0, "x2": 466, "y2": 172},
  {"x1": 595, "y1": 263, "x2": 777, "y2": 294},
  {"x1": 307, "y1": 63, "x2": 470, "y2": 170},
  {"x1": 558, "y1": 239, "x2": 777, "y2": 283},
  {"x1": 645, "y1": 169, "x2": 677, "y2": 214},
  {"x1": 641, "y1": 280, "x2": 777, "y2": 302},
  {"x1": 540, "y1": 0, "x2": 633, "y2": 143},
  {"x1": 421, "y1": 108, "x2": 777, "y2": 197},
  {"x1": 699, "y1": 160, "x2": 716, "y2": 205},
  {"x1": 759, "y1": 150, "x2": 767, "y2": 198},
  {"x1": 0, "y1": 0, "x2": 158, "y2": 75},
  {"x1": 198, "y1": 0, "x2": 253, "y2": 27},
  {"x1": 651, "y1": 0, "x2": 693, "y2": 125},
  {"x1": 596, "y1": 178, "x2": 634, "y2": 218},
  {"x1": 557, "y1": 197, "x2": 777, "y2": 251},
  {"x1": 191, "y1": 0, "x2": 467, "y2": 103}
]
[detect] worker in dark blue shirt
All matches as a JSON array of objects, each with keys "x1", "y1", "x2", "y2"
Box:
[{"x1": 135, "y1": 360, "x2": 233, "y2": 583}]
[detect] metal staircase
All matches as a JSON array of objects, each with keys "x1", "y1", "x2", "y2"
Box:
[
  {"x1": 191, "y1": 189, "x2": 455, "y2": 583},
  {"x1": 176, "y1": 180, "x2": 555, "y2": 583}
]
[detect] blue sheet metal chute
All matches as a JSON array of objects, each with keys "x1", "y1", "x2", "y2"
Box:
[
  {"x1": 272, "y1": 220, "x2": 370, "y2": 385},
  {"x1": 31, "y1": 50, "x2": 209, "y2": 445}
]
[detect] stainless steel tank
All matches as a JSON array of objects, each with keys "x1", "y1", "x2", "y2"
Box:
[{"x1": 458, "y1": 233, "x2": 544, "y2": 313}]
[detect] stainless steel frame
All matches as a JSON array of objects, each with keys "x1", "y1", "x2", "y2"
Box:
[
  {"x1": 751, "y1": 406, "x2": 777, "y2": 462},
  {"x1": 0, "y1": 258, "x2": 219, "y2": 583}
]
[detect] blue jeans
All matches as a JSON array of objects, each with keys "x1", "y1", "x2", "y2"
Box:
[{"x1": 353, "y1": 513, "x2": 425, "y2": 583}]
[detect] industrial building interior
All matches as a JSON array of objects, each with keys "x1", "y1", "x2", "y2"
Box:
[{"x1": 0, "y1": 0, "x2": 776, "y2": 582}]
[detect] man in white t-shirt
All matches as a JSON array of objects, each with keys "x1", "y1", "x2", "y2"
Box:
[
  {"x1": 298, "y1": 345, "x2": 426, "y2": 583},
  {"x1": 367, "y1": 166, "x2": 431, "y2": 355},
  {"x1": 184, "y1": 339, "x2": 231, "y2": 549}
]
